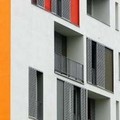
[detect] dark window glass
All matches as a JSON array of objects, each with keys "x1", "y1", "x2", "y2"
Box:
[
  {"x1": 87, "y1": 0, "x2": 92, "y2": 15},
  {"x1": 55, "y1": 32, "x2": 67, "y2": 56},
  {"x1": 74, "y1": 87, "x2": 81, "y2": 120},
  {"x1": 37, "y1": 71, "x2": 43, "y2": 120},
  {"x1": 29, "y1": 68, "x2": 43, "y2": 120},
  {"x1": 88, "y1": 98, "x2": 95, "y2": 120},
  {"x1": 31, "y1": 0, "x2": 37, "y2": 5},
  {"x1": 92, "y1": 41, "x2": 96, "y2": 85},
  {"x1": 57, "y1": 0, "x2": 62, "y2": 16}
]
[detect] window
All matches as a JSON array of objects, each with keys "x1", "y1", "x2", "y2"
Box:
[
  {"x1": 115, "y1": 2, "x2": 119, "y2": 30},
  {"x1": 54, "y1": 29, "x2": 84, "y2": 81},
  {"x1": 87, "y1": 38, "x2": 113, "y2": 91},
  {"x1": 31, "y1": 0, "x2": 79, "y2": 25},
  {"x1": 74, "y1": 87, "x2": 81, "y2": 120},
  {"x1": 29, "y1": 67, "x2": 43, "y2": 120},
  {"x1": 57, "y1": 79, "x2": 87, "y2": 120}
]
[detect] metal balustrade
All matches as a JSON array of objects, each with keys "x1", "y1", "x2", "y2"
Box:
[{"x1": 55, "y1": 53, "x2": 84, "y2": 81}]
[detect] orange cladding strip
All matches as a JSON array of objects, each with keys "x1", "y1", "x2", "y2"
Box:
[
  {"x1": 71, "y1": 0, "x2": 79, "y2": 26},
  {"x1": 0, "y1": 0, "x2": 10, "y2": 120},
  {"x1": 45, "y1": 0, "x2": 51, "y2": 11}
]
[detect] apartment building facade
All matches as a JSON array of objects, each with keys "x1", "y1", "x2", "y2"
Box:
[{"x1": 0, "y1": 0, "x2": 120, "y2": 119}]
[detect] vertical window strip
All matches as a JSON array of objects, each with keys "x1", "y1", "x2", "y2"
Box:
[
  {"x1": 86, "y1": 38, "x2": 92, "y2": 84},
  {"x1": 29, "y1": 67, "x2": 37, "y2": 119}
]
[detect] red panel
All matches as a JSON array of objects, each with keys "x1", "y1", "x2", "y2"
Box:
[
  {"x1": 45, "y1": 0, "x2": 51, "y2": 11},
  {"x1": 71, "y1": 0, "x2": 79, "y2": 26}
]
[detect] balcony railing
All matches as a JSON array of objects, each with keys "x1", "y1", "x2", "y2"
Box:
[{"x1": 55, "y1": 53, "x2": 84, "y2": 82}]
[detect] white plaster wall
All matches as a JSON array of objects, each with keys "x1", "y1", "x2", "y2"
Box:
[
  {"x1": 11, "y1": 0, "x2": 57, "y2": 120},
  {"x1": 11, "y1": 0, "x2": 120, "y2": 119}
]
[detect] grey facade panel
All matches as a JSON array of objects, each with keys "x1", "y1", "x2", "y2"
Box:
[
  {"x1": 52, "y1": 0, "x2": 57, "y2": 14},
  {"x1": 81, "y1": 88, "x2": 87, "y2": 120},
  {"x1": 62, "y1": 0, "x2": 70, "y2": 20},
  {"x1": 96, "y1": 43, "x2": 105, "y2": 88},
  {"x1": 64, "y1": 82, "x2": 74, "y2": 120},
  {"x1": 29, "y1": 67, "x2": 37, "y2": 119},
  {"x1": 86, "y1": 38, "x2": 92, "y2": 84},
  {"x1": 37, "y1": 0, "x2": 44, "y2": 7},
  {"x1": 57, "y1": 80, "x2": 64, "y2": 120}
]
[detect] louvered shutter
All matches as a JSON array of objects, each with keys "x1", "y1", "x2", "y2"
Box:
[
  {"x1": 57, "y1": 80, "x2": 64, "y2": 120},
  {"x1": 80, "y1": 88, "x2": 87, "y2": 120},
  {"x1": 96, "y1": 43, "x2": 105, "y2": 88},
  {"x1": 37, "y1": 0, "x2": 44, "y2": 7},
  {"x1": 55, "y1": 32, "x2": 62, "y2": 73},
  {"x1": 74, "y1": 87, "x2": 81, "y2": 120},
  {"x1": 29, "y1": 67, "x2": 37, "y2": 119},
  {"x1": 86, "y1": 38, "x2": 92, "y2": 84},
  {"x1": 64, "y1": 82, "x2": 74, "y2": 120},
  {"x1": 52, "y1": 0, "x2": 57, "y2": 14},
  {"x1": 62, "y1": 0, "x2": 70, "y2": 21},
  {"x1": 89, "y1": 99, "x2": 95, "y2": 120}
]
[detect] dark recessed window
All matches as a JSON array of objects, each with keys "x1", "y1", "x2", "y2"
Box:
[
  {"x1": 31, "y1": 0, "x2": 37, "y2": 5},
  {"x1": 87, "y1": 0, "x2": 92, "y2": 15},
  {"x1": 57, "y1": 0, "x2": 62, "y2": 16},
  {"x1": 88, "y1": 98, "x2": 95, "y2": 120},
  {"x1": 74, "y1": 87, "x2": 81, "y2": 120},
  {"x1": 92, "y1": 41, "x2": 96, "y2": 85}
]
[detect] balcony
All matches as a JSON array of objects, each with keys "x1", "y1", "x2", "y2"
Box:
[
  {"x1": 55, "y1": 53, "x2": 83, "y2": 82},
  {"x1": 88, "y1": 91, "x2": 110, "y2": 120}
]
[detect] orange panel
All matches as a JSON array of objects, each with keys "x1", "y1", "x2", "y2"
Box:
[
  {"x1": 0, "y1": 0, "x2": 10, "y2": 119},
  {"x1": 71, "y1": 0, "x2": 79, "y2": 26},
  {"x1": 45, "y1": 0, "x2": 51, "y2": 11}
]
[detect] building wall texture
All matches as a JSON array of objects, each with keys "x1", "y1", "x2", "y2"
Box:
[{"x1": 0, "y1": 0, "x2": 120, "y2": 119}]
